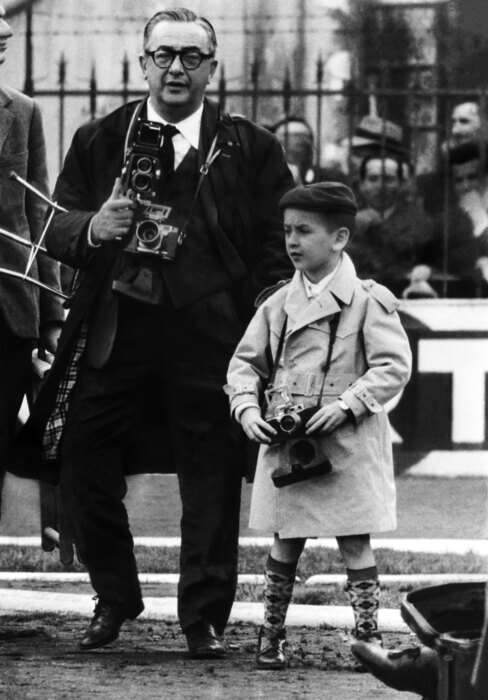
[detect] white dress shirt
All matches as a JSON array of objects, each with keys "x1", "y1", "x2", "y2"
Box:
[
  {"x1": 146, "y1": 98, "x2": 203, "y2": 168},
  {"x1": 301, "y1": 261, "x2": 340, "y2": 298}
]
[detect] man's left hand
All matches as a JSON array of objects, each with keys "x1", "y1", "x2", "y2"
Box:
[
  {"x1": 305, "y1": 401, "x2": 348, "y2": 435},
  {"x1": 39, "y1": 323, "x2": 62, "y2": 356}
]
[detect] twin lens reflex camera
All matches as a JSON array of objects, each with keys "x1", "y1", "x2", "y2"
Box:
[{"x1": 121, "y1": 119, "x2": 181, "y2": 261}]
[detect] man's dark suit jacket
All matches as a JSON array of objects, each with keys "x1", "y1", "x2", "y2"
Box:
[
  {"x1": 0, "y1": 86, "x2": 63, "y2": 337},
  {"x1": 11, "y1": 97, "x2": 293, "y2": 480}
]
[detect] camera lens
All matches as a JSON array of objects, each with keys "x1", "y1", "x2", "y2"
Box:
[
  {"x1": 279, "y1": 413, "x2": 299, "y2": 433},
  {"x1": 131, "y1": 171, "x2": 151, "y2": 192},
  {"x1": 136, "y1": 220, "x2": 160, "y2": 247},
  {"x1": 135, "y1": 156, "x2": 153, "y2": 173},
  {"x1": 289, "y1": 439, "x2": 316, "y2": 465}
]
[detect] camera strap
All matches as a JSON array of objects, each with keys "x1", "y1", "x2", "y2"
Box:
[
  {"x1": 179, "y1": 134, "x2": 221, "y2": 244},
  {"x1": 265, "y1": 307, "x2": 341, "y2": 408}
]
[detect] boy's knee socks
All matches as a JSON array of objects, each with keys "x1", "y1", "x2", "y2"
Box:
[
  {"x1": 263, "y1": 555, "x2": 297, "y2": 637},
  {"x1": 345, "y1": 566, "x2": 380, "y2": 640}
]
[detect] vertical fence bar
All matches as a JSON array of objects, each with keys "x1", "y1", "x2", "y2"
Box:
[
  {"x1": 441, "y1": 91, "x2": 451, "y2": 299},
  {"x1": 315, "y1": 55, "x2": 324, "y2": 171},
  {"x1": 23, "y1": 3, "x2": 34, "y2": 96},
  {"x1": 122, "y1": 54, "x2": 129, "y2": 105},
  {"x1": 58, "y1": 54, "x2": 66, "y2": 173},
  {"x1": 218, "y1": 65, "x2": 226, "y2": 112},
  {"x1": 282, "y1": 66, "x2": 291, "y2": 120},
  {"x1": 250, "y1": 56, "x2": 259, "y2": 123},
  {"x1": 89, "y1": 65, "x2": 97, "y2": 120},
  {"x1": 346, "y1": 79, "x2": 356, "y2": 179}
]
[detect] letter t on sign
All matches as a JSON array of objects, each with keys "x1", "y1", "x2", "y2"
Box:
[{"x1": 418, "y1": 338, "x2": 488, "y2": 444}]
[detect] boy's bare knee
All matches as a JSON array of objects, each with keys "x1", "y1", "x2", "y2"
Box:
[
  {"x1": 272, "y1": 535, "x2": 306, "y2": 563},
  {"x1": 337, "y1": 534, "x2": 371, "y2": 559}
]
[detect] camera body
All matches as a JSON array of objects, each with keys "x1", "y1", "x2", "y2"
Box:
[
  {"x1": 266, "y1": 402, "x2": 317, "y2": 444},
  {"x1": 266, "y1": 400, "x2": 333, "y2": 487},
  {"x1": 121, "y1": 118, "x2": 182, "y2": 262}
]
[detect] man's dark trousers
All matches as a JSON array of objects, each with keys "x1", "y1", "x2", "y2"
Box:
[
  {"x1": 0, "y1": 313, "x2": 33, "y2": 511},
  {"x1": 60, "y1": 293, "x2": 243, "y2": 631}
]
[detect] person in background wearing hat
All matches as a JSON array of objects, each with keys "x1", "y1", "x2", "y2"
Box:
[
  {"x1": 225, "y1": 181, "x2": 412, "y2": 669},
  {"x1": 350, "y1": 154, "x2": 436, "y2": 298}
]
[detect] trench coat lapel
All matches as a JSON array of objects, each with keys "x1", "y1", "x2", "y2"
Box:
[
  {"x1": 284, "y1": 253, "x2": 356, "y2": 334},
  {"x1": 0, "y1": 86, "x2": 14, "y2": 155}
]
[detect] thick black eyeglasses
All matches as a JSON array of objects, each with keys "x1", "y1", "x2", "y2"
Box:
[{"x1": 145, "y1": 47, "x2": 214, "y2": 71}]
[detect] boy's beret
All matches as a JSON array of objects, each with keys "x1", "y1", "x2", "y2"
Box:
[{"x1": 279, "y1": 181, "x2": 358, "y2": 215}]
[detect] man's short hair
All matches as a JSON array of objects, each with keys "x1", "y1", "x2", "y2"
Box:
[
  {"x1": 359, "y1": 154, "x2": 404, "y2": 181},
  {"x1": 143, "y1": 8, "x2": 218, "y2": 54}
]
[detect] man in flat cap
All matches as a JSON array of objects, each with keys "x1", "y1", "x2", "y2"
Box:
[{"x1": 226, "y1": 181, "x2": 411, "y2": 669}]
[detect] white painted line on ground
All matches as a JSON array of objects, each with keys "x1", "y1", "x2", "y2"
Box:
[
  {"x1": 0, "y1": 572, "x2": 265, "y2": 585},
  {"x1": 0, "y1": 589, "x2": 408, "y2": 631},
  {"x1": 305, "y1": 573, "x2": 488, "y2": 586},
  {"x1": 2, "y1": 572, "x2": 487, "y2": 586},
  {"x1": 404, "y1": 452, "x2": 488, "y2": 478},
  {"x1": 0, "y1": 536, "x2": 487, "y2": 554}
]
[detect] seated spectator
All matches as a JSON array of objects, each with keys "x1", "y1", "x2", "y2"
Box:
[
  {"x1": 340, "y1": 113, "x2": 411, "y2": 198},
  {"x1": 449, "y1": 101, "x2": 483, "y2": 149},
  {"x1": 348, "y1": 154, "x2": 435, "y2": 298},
  {"x1": 424, "y1": 140, "x2": 488, "y2": 297},
  {"x1": 270, "y1": 116, "x2": 348, "y2": 185},
  {"x1": 418, "y1": 101, "x2": 484, "y2": 217}
]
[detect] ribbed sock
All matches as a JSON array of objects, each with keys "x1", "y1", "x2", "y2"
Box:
[
  {"x1": 345, "y1": 566, "x2": 380, "y2": 640},
  {"x1": 263, "y1": 555, "x2": 297, "y2": 638}
]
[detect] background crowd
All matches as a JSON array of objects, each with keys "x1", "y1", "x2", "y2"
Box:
[{"x1": 268, "y1": 101, "x2": 488, "y2": 300}]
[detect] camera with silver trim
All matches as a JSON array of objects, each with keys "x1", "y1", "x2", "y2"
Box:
[
  {"x1": 267, "y1": 402, "x2": 317, "y2": 444},
  {"x1": 121, "y1": 119, "x2": 182, "y2": 261}
]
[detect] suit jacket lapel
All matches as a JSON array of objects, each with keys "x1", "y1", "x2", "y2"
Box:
[{"x1": 0, "y1": 87, "x2": 14, "y2": 155}]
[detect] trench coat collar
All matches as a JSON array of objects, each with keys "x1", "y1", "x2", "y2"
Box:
[
  {"x1": 0, "y1": 85, "x2": 15, "y2": 155},
  {"x1": 284, "y1": 252, "x2": 356, "y2": 333}
]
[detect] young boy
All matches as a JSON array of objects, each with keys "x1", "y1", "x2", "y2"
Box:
[{"x1": 225, "y1": 182, "x2": 412, "y2": 669}]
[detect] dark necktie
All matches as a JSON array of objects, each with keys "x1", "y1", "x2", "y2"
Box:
[{"x1": 160, "y1": 124, "x2": 179, "y2": 178}]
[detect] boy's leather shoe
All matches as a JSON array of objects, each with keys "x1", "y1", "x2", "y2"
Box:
[
  {"x1": 351, "y1": 641, "x2": 438, "y2": 698},
  {"x1": 79, "y1": 600, "x2": 127, "y2": 650},
  {"x1": 185, "y1": 622, "x2": 226, "y2": 659},
  {"x1": 256, "y1": 627, "x2": 288, "y2": 670}
]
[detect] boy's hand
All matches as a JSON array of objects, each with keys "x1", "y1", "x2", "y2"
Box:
[
  {"x1": 305, "y1": 401, "x2": 349, "y2": 435},
  {"x1": 239, "y1": 406, "x2": 277, "y2": 444}
]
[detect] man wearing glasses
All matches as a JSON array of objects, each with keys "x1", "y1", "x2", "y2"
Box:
[{"x1": 20, "y1": 8, "x2": 292, "y2": 656}]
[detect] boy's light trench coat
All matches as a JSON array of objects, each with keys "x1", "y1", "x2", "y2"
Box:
[{"x1": 226, "y1": 253, "x2": 412, "y2": 538}]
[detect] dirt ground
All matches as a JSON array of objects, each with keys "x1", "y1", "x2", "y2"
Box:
[{"x1": 0, "y1": 615, "x2": 421, "y2": 700}]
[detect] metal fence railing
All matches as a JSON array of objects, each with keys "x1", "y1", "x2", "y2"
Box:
[{"x1": 24, "y1": 53, "x2": 488, "y2": 299}]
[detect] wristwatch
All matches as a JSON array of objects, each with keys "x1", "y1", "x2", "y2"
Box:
[{"x1": 337, "y1": 398, "x2": 354, "y2": 420}]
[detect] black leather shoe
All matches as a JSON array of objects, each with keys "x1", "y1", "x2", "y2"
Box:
[
  {"x1": 79, "y1": 600, "x2": 126, "y2": 650},
  {"x1": 351, "y1": 641, "x2": 438, "y2": 698},
  {"x1": 256, "y1": 626, "x2": 288, "y2": 670},
  {"x1": 185, "y1": 622, "x2": 226, "y2": 659}
]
